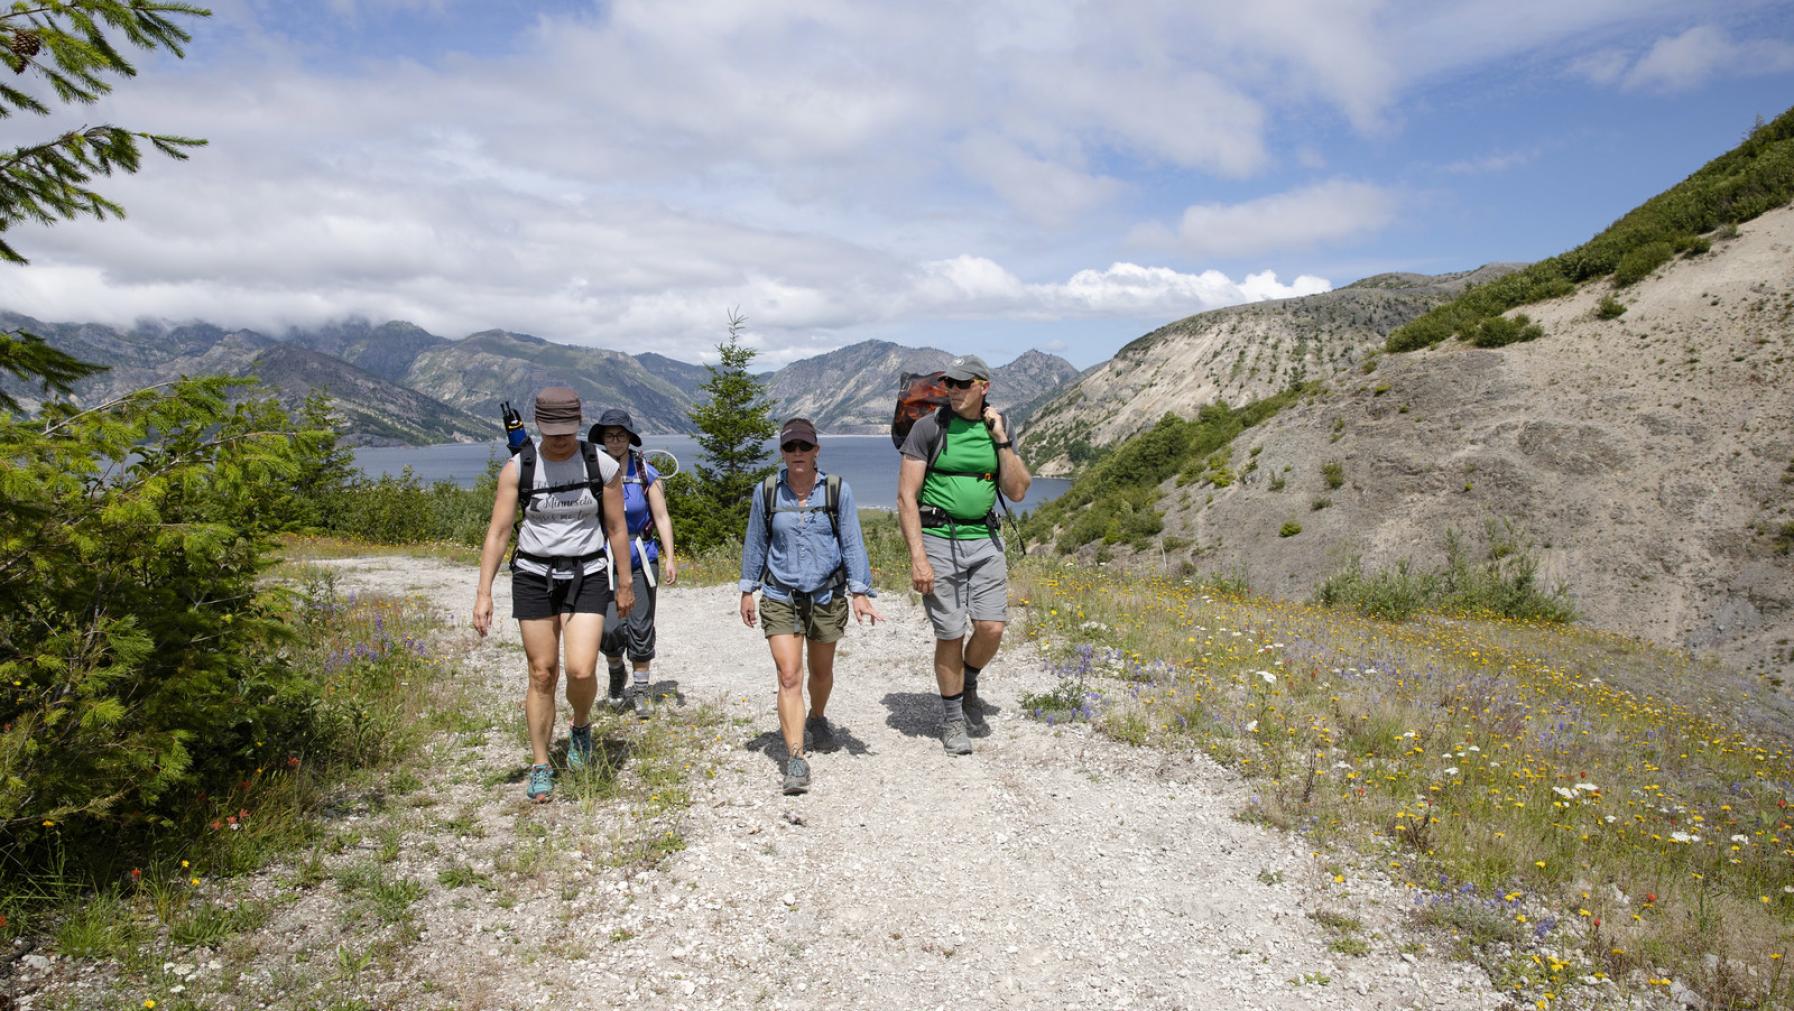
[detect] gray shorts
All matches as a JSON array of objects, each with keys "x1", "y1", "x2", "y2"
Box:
[{"x1": 921, "y1": 534, "x2": 1007, "y2": 640}]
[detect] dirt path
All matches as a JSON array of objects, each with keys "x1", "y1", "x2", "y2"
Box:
[
  {"x1": 255, "y1": 555, "x2": 1491, "y2": 1011},
  {"x1": 12, "y1": 556, "x2": 1499, "y2": 1010}
]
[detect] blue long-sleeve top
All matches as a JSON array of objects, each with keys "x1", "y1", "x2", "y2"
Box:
[{"x1": 738, "y1": 467, "x2": 876, "y2": 604}]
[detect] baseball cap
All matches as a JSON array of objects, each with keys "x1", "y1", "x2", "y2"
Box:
[{"x1": 943, "y1": 354, "x2": 991, "y2": 382}]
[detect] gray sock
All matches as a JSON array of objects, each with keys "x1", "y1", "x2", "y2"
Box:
[
  {"x1": 941, "y1": 692, "x2": 965, "y2": 722},
  {"x1": 633, "y1": 666, "x2": 649, "y2": 689},
  {"x1": 963, "y1": 665, "x2": 982, "y2": 693}
]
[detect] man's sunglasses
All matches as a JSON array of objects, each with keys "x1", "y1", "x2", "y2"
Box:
[
  {"x1": 943, "y1": 376, "x2": 982, "y2": 390},
  {"x1": 781, "y1": 441, "x2": 816, "y2": 453}
]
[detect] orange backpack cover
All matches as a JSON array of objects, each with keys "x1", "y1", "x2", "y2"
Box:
[{"x1": 891, "y1": 371, "x2": 948, "y2": 449}]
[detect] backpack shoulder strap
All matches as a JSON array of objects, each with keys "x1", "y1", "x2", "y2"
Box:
[
  {"x1": 760, "y1": 473, "x2": 779, "y2": 541},
  {"x1": 926, "y1": 405, "x2": 954, "y2": 468},
  {"x1": 516, "y1": 440, "x2": 538, "y2": 512},
  {"x1": 824, "y1": 474, "x2": 842, "y2": 538},
  {"x1": 633, "y1": 450, "x2": 652, "y2": 486}
]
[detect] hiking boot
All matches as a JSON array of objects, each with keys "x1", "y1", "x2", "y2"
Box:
[
  {"x1": 567, "y1": 723, "x2": 594, "y2": 770},
  {"x1": 940, "y1": 718, "x2": 973, "y2": 756},
  {"x1": 782, "y1": 756, "x2": 811, "y2": 795},
  {"x1": 964, "y1": 686, "x2": 990, "y2": 738},
  {"x1": 526, "y1": 763, "x2": 554, "y2": 803},
  {"x1": 631, "y1": 687, "x2": 651, "y2": 720},
  {"x1": 804, "y1": 714, "x2": 834, "y2": 752},
  {"x1": 606, "y1": 667, "x2": 628, "y2": 712}
]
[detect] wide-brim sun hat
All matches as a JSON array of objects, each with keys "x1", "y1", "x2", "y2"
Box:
[
  {"x1": 593, "y1": 407, "x2": 643, "y2": 446},
  {"x1": 533, "y1": 386, "x2": 581, "y2": 436}
]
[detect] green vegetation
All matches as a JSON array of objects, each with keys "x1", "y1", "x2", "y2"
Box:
[
  {"x1": 1315, "y1": 526, "x2": 1574, "y2": 623},
  {"x1": 1387, "y1": 104, "x2": 1794, "y2": 352},
  {"x1": 1279, "y1": 521, "x2": 1303, "y2": 537},
  {"x1": 1024, "y1": 385, "x2": 1313, "y2": 553},
  {"x1": 1594, "y1": 295, "x2": 1627, "y2": 320},
  {"x1": 671, "y1": 311, "x2": 779, "y2": 553},
  {"x1": 1320, "y1": 460, "x2": 1345, "y2": 490},
  {"x1": 1465, "y1": 313, "x2": 1544, "y2": 348}
]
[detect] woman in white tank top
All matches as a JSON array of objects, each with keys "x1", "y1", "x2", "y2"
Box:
[{"x1": 472, "y1": 387, "x2": 634, "y2": 804}]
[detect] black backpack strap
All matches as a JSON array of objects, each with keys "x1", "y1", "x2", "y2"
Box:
[{"x1": 515, "y1": 440, "x2": 537, "y2": 514}]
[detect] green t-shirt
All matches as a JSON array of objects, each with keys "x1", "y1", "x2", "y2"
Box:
[{"x1": 919, "y1": 414, "x2": 998, "y2": 540}]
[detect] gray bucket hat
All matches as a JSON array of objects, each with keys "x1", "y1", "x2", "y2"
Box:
[{"x1": 592, "y1": 407, "x2": 643, "y2": 446}]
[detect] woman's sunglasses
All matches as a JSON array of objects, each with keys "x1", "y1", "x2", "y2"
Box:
[
  {"x1": 943, "y1": 377, "x2": 981, "y2": 390},
  {"x1": 781, "y1": 441, "x2": 816, "y2": 453}
]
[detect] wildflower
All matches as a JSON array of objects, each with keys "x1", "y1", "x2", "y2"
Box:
[
  {"x1": 41, "y1": 819, "x2": 53, "y2": 828},
  {"x1": 1257, "y1": 671, "x2": 1276, "y2": 685}
]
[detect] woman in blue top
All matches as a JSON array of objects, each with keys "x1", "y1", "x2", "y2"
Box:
[
  {"x1": 739, "y1": 418, "x2": 882, "y2": 795},
  {"x1": 591, "y1": 409, "x2": 676, "y2": 719}
]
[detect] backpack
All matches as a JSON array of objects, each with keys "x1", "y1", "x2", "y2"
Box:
[
  {"x1": 910, "y1": 404, "x2": 1027, "y2": 555},
  {"x1": 511, "y1": 441, "x2": 611, "y2": 572},
  {"x1": 758, "y1": 472, "x2": 846, "y2": 593},
  {"x1": 891, "y1": 370, "x2": 949, "y2": 449}
]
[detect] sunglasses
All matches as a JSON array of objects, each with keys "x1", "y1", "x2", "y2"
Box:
[
  {"x1": 943, "y1": 377, "x2": 982, "y2": 390},
  {"x1": 781, "y1": 441, "x2": 816, "y2": 453}
]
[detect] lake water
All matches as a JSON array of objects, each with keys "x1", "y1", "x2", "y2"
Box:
[{"x1": 352, "y1": 434, "x2": 1072, "y2": 512}]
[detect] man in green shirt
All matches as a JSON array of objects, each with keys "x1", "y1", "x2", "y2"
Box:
[{"x1": 897, "y1": 354, "x2": 1032, "y2": 754}]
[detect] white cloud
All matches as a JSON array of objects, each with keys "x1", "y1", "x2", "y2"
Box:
[
  {"x1": 1568, "y1": 24, "x2": 1794, "y2": 93},
  {"x1": 1140, "y1": 181, "x2": 1399, "y2": 258}
]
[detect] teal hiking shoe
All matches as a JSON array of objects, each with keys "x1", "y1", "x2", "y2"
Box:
[
  {"x1": 526, "y1": 763, "x2": 554, "y2": 803},
  {"x1": 567, "y1": 723, "x2": 594, "y2": 770}
]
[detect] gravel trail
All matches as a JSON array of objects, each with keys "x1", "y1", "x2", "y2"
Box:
[{"x1": 101, "y1": 556, "x2": 1503, "y2": 1010}]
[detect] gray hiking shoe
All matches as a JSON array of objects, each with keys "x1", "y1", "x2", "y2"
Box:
[
  {"x1": 804, "y1": 714, "x2": 834, "y2": 752},
  {"x1": 964, "y1": 687, "x2": 990, "y2": 738},
  {"x1": 782, "y1": 756, "x2": 811, "y2": 795},
  {"x1": 631, "y1": 687, "x2": 651, "y2": 720},
  {"x1": 940, "y1": 718, "x2": 973, "y2": 756}
]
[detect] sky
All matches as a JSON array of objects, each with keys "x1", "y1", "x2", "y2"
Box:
[{"x1": 2, "y1": 1, "x2": 1792, "y2": 368}]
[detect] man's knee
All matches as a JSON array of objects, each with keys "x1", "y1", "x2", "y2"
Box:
[
  {"x1": 775, "y1": 666, "x2": 803, "y2": 691},
  {"x1": 971, "y1": 620, "x2": 1006, "y2": 639}
]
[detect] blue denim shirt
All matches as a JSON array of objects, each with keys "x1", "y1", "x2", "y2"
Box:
[{"x1": 739, "y1": 468, "x2": 876, "y2": 604}]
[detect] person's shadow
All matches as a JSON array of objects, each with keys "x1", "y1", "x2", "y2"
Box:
[
  {"x1": 643, "y1": 677, "x2": 686, "y2": 708},
  {"x1": 744, "y1": 719, "x2": 873, "y2": 768},
  {"x1": 881, "y1": 691, "x2": 1002, "y2": 738},
  {"x1": 500, "y1": 735, "x2": 635, "y2": 783}
]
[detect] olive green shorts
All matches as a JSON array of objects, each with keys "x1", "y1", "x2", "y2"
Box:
[{"x1": 759, "y1": 591, "x2": 849, "y2": 643}]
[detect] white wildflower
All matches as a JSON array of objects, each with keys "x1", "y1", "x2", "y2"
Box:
[{"x1": 1258, "y1": 671, "x2": 1276, "y2": 685}]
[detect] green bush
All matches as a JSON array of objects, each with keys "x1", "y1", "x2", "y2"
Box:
[
  {"x1": 1595, "y1": 295, "x2": 1627, "y2": 320},
  {"x1": 1466, "y1": 313, "x2": 1545, "y2": 348},
  {"x1": 1, "y1": 377, "x2": 332, "y2": 871},
  {"x1": 1313, "y1": 528, "x2": 1575, "y2": 623},
  {"x1": 1613, "y1": 241, "x2": 1674, "y2": 287},
  {"x1": 1279, "y1": 521, "x2": 1302, "y2": 538},
  {"x1": 1321, "y1": 460, "x2": 1345, "y2": 490},
  {"x1": 325, "y1": 463, "x2": 497, "y2": 547}
]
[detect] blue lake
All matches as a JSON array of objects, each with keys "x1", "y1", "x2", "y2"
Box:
[{"x1": 353, "y1": 434, "x2": 1072, "y2": 512}]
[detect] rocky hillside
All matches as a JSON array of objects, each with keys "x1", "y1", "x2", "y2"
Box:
[
  {"x1": 1022, "y1": 265, "x2": 1521, "y2": 476},
  {"x1": 1087, "y1": 203, "x2": 1794, "y2": 674},
  {"x1": 280, "y1": 319, "x2": 448, "y2": 384},
  {"x1": 762, "y1": 339, "x2": 1080, "y2": 433},
  {"x1": 402, "y1": 329, "x2": 699, "y2": 434},
  {"x1": 247, "y1": 345, "x2": 490, "y2": 446}
]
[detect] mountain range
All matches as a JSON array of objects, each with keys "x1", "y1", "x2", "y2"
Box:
[{"x1": 0, "y1": 316, "x2": 1078, "y2": 447}]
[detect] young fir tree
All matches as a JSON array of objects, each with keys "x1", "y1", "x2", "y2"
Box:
[
  {"x1": 0, "y1": 3, "x2": 347, "y2": 882},
  {"x1": 675, "y1": 310, "x2": 777, "y2": 551}
]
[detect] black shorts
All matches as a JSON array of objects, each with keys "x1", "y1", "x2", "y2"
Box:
[{"x1": 511, "y1": 567, "x2": 611, "y2": 620}]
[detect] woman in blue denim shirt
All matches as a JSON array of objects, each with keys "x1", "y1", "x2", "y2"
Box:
[{"x1": 739, "y1": 418, "x2": 882, "y2": 795}]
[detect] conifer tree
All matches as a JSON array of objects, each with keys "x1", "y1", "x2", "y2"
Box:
[
  {"x1": 674, "y1": 310, "x2": 777, "y2": 550},
  {"x1": 1, "y1": 2, "x2": 208, "y2": 405}
]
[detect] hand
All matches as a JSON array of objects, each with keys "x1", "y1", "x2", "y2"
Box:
[
  {"x1": 851, "y1": 593, "x2": 884, "y2": 626},
  {"x1": 982, "y1": 406, "x2": 1007, "y2": 444},
  {"x1": 663, "y1": 556, "x2": 678, "y2": 585},
  {"x1": 615, "y1": 582, "x2": 636, "y2": 619},
  {"x1": 473, "y1": 594, "x2": 493, "y2": 638},
  {"x1": 910, "y1": 557, "x2": 935, "y2": 596},
  {"x1": 739, "y1": 592, "x2": 758, "y2": 628}
]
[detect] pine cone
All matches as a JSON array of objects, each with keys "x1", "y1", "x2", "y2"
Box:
[{"x1": 10, "y1": 30, "x2": 42, "y2": 60}]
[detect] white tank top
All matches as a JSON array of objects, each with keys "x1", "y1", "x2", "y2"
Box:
[{"x1": 513, "y1": 441, "x2": 619, "y2": 579}]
